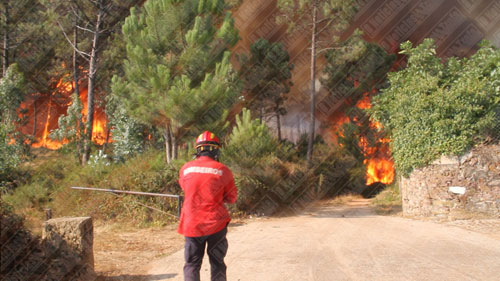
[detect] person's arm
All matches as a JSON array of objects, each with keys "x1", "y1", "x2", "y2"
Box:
[{"x1": 223, "y1": 168, "x2": 237, "y2": 204}]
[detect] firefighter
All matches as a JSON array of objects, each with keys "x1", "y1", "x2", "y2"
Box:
[{"x1": 178, "y1": 130, "x2": 237, "y2": 281}]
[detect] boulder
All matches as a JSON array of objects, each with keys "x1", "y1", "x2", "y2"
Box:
[{"x1": 43, "y1": 217, "x2": 94, "y2": 270}]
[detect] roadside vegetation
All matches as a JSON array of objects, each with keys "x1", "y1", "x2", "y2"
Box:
[
  {"x1": 370, "y1": 39, "x2": 500, "y2": 175},
  {"x1": 371, "y1": 183, "x2": 402, "y2": 215},
  {"x1": 3, "y1": 107, "x2": 363, "y2": 230}
]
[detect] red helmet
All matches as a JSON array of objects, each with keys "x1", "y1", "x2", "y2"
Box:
[{"x1": 195, "y1": 131, "x2": 220, "y2": 150}]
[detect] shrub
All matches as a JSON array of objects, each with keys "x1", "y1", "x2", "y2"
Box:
[
  {"x1": 223, "y1": 108, "x2": 279, "y2": 171},
  {"x1": 3, "y1": 149, "x2": 183, "y2": 228},
  {"x1": 370, "y1": 39, "x2": 500, "y2": 175}
]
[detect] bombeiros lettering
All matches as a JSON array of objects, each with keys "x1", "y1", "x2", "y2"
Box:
[{"x1": 184, "y1": 166, "x2": 223, "y2": 176}]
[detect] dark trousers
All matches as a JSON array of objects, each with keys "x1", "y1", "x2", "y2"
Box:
[{"x1": 184, "y1": 227, "x2": 228, "y2": 281}]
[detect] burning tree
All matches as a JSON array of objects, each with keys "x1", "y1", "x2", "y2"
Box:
[
  {"x1": 276, "y1": 0, "x2": 358, "y2": 166},
  {"x1": 321, "y1": 35, "x2": 395, "y2": 186},
  {"x1": 113, "y1": 0, "x2": 240, "y2": 164},
  {"x1": 46, "y1": 0, "x2": 141, "y2": 163}
]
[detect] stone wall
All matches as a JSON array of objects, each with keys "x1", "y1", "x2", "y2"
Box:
[
  {"x1": 0, "y1": 204, "x2": 96, "y2": 281},
  {"x1": 400, "y1": 144, "x2": 500, "y2": 218}
]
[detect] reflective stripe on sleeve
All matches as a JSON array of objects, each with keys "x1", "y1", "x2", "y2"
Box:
[{"x1": 183, "y1": 166, "x2": 223, "y2": 176}]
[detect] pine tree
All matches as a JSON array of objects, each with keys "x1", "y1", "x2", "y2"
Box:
[
  {"x1": 0, "y1": 63, "x2": 25, "y2": 179},
  {"x1": 239, "y1": 38, "x2": 293, "y2": 141},
  {"x1": 1, "y1": 0, "x2": 56, "y2": 141},
  {"x1": 277, "y1": 0, "x2": 358, "y2": 166},
  {"x1": 321, "y1": 32, "x2": 395, "y2": 98},
  {"x1": 114, "y1": 0, "x2": 240, "y2": 164},
  {"x1": 0, "y1": 0, "x2": 42, "y2": 76}
]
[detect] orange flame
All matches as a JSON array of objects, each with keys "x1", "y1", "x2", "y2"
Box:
[
  {"x1": 356, "y1": 93, "x2": 395, "y2": 185},
  {"x1": 31, "y1": 97, "x2": 68, "y2": 150},
  {"x1": 364, "y1": 158, "x2": 395, "y2": 185},
  {"x1": 355, "y1": 94, "x2": 371, "y2": 109},
  {"x1": 18, "y1": 76, "x2": 111, "y2": 150},
  {"x1": 332, "y1": 91, "x2": 395, "y2": 185}
]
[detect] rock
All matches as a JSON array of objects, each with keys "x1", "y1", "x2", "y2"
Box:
[
  {"x1": 432, "y1": 155, "x2": 459, "y2": 165},
  {"x1": 488, "y1": 180, "x2": 500, "y2": 187},
  {"x1": 43, "y1": 217, "x2": 94, "y2": 270}
]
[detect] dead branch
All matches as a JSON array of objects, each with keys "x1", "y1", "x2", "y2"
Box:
[{"x1": 56, "y1": 19, "x2": 90, "y2": 61}]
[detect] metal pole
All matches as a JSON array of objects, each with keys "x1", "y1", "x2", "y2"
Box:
[
  {"x1": 71, "y1": 186, "x2": 180, "y2": 198},
  {"x1": 177, "y1": 196, "x2": 184, "y2": 218}
]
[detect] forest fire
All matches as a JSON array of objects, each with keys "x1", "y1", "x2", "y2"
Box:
[
  {"x1": 18, "y1": 78, "x2": 110, "y2": 149},
  {"x1": 30, "y1": 98, "x2": 68, "y2": 150},
  {"x1": 335, "y1": 93, "x2": 395, "y2": 185}
]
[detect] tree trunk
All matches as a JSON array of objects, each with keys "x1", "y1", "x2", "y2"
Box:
[
  {"x1": 277, "y1": 111, "x2": 281, "y2": 142},
  {"x1": 172, "y1": 133, "x2": 178, "y2": 160},
  {"x1": 2, "y1": 2, "x2": 9, "y2": 76},
  {"x1": 163, "y1": 124, "x2": 172, "y2": 164},
  {"x1": 73, "y1": 19, "x2": 83, "y2": 158},
  {"x1": 82, "y1": 8, "x2": 103, "y2": 164},
  {"x1": 306, "y1": 1, "x2": 318, "y2": 167},
  {"x1": 296, "y1": 116, "x2": 300, "y2": 143},
  {"x1": 259, "y1": 101, "x2": 264, "y2": 124},
  {"x1": 32, "y1": 99, "x2": 37, "y2": 137},
  {"x1": 102, "y1": 126, "x2": 111, "y2": 152},
  {"x1": 73, "y1": 20, "x2": 80, "y2": 108}
]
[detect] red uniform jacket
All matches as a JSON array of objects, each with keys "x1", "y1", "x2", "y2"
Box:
[{"x1": 178, "y1": 156, "x2": 237, "y2": 237}]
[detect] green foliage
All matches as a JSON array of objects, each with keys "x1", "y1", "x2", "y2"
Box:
[
  {"x1": 0, "y1": 64, "x2": 26, "y2": 122},
  {"x1": 221, "y1": 109, "x2": 362, "y2": 212},
  {"x1": 321, "y1": 31, "x2": 396, "y2": 96},
  {"x1": 224, "y1": 109, "x2": 278, "y2": 170},
  {"x1": 370, "y1": 39, "x2": 500, "y2": 175},
  {"x1": 1, "y1": 0, "x2": 54, "y2": 93},
  {"x1": 0, "y1": 124, "x2": 22, "y2": 188},
  {"x1": 115, "y1": 0, "x2": 240, "y2": 152},
  {"x1": 0, "y1": 64, "x2": 27, "y2": 185},
  {"x1": 295, "y1": 133, "x2": 324, "y2": 158},
  {"x1": 223, "y1": 108, "x2": 288, "y2": 210},
  {"x1": 371, "y1": 183, "x2": 402, "y2": 215},
  {"x1": 105, "y1": 94, "x2": 146, "y2": 160},
  {"x1": 2, "y1": 149, "x2": 183, "y2": 227},
  {"x1": 50, "y1": 92, "x2": 85, "y2": 157},
  {"x1": 239, "y1": 38, "x2": 293, "y2": 123},
  {"x1": 276, "y1": 0, "x2": 357, "y2": 34}
]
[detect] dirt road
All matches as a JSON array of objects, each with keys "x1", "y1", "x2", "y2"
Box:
[{"x1": 145, "y1": 199, "x2": 500, "y2": 281}]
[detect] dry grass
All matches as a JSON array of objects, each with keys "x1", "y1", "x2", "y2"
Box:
[
  {"x1": 93, "y1": 222, "x2": 184, "y2": 280},
  {"x1": 371, "y1": 184, "x2": 402, "y2": 215}
]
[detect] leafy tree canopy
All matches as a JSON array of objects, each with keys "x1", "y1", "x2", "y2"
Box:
[{"x1": 370, "y1": 39, "x2": 500, "y2": 175}]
